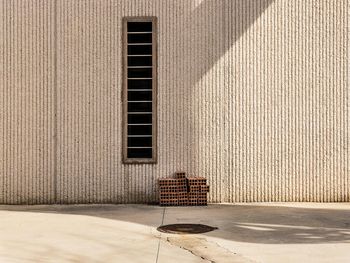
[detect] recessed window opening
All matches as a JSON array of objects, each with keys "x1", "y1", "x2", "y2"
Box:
[{"x1": 123, "y1": 17, "x2": 157, "y2": 163}]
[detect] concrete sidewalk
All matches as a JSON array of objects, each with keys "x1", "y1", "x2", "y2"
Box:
[{"x1": 0, "y1": 203, "x2": 349, "y2": 263}]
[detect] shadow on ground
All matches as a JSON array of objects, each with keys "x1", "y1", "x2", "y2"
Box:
[{"x1": 2, "y1": 204, "x2": 350, "y2": 244}]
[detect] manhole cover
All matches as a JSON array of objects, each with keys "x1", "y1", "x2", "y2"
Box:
[{"x1": 157, "y1": 224, "x2": 218, "y2": 234}]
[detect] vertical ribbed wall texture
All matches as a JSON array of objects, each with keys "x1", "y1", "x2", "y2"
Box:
[
  {"x1": 0, "y1": 0, "x2": 349, "y2": 203},
  {"x1": 0, "y1": 1, "x2": 56, "y2": 204}
]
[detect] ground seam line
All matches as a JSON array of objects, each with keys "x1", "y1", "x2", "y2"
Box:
[{"x1": 155, "y1": 207, "x2": 166, "y2": 263}]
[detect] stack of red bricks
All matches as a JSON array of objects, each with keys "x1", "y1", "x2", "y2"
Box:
[
  {"x1": 158, "y1": 172, "x2": 209, "y2": 206},
  {"x1": 187, "y1": 177, "x2": 209, "y2": 206}
]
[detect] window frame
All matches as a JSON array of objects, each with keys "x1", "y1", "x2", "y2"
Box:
[{"x1": 122, "y1": 17, "x2": 158, "y2": 164}]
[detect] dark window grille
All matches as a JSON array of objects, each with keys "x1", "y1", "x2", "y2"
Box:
[{"x1": 123, "y1": 18, "x2": 157, "y2": 163}]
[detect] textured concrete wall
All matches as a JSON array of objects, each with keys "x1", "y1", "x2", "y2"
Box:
[
  {"x1": 0, "y1": 0, "x2": 348, "y2": 204},
  {"x1": 0, "y1": 1, "x2": 56, "y2": 204}
]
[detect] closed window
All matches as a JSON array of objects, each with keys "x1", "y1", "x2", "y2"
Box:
[{"x1": 123, "y1": 17, "x2": 157, "y2": 163}]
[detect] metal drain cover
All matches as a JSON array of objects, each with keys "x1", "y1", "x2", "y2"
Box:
[{"x1": 157, "y1": 224, "x2": 218, "y2": 234}]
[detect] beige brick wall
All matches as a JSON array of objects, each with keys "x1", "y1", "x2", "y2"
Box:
[{"x1": 0, "y1": 0, "x2": 348, "y2": 203}]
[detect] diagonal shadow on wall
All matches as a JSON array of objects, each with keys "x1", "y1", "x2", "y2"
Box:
[{"x1": 162, "y1": 0, "x2": 274, "y2": 202}]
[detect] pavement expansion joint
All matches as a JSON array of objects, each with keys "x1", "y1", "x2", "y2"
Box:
[{"x1": 155, "y1": 207, "x2": 166, "y2": 263}]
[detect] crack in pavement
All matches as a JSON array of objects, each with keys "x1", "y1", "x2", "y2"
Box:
[{"x1": 166, "y1": 236, "x2": 256, "y2": 263}]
